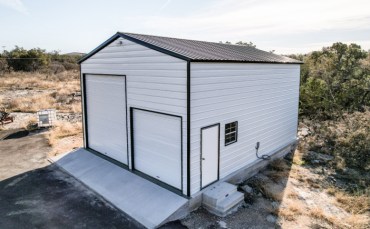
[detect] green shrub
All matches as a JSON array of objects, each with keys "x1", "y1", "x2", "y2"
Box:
[{"x1": 292, "y1": 43, "x2": 370, "y2": 119}]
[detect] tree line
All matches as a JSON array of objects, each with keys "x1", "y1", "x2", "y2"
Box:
[
  {"x1": 1, "y1": 42, "x2": 369, "y2": 119},
  {"x1": 0, "y1": 46, "x2": 82, "y2": 74},
  {"x1": 288, "y1": 43, "x2": 370, "y2": 119}
]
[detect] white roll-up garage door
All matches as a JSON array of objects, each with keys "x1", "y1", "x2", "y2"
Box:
[
  {"x1": 132, "y1": 109, "x2": 182, "y2": 190},
  {"x1": 85, "y1": 74, "x2": 128, "y2": 165}
]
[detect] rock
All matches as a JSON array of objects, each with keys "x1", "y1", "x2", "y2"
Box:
[
  {"x1": 240, "y1": 185, "x2": 253, "y2": 194},
  {"x1": 242, "y1": 202, "x2": 251, "y2": 208},
  {"x1": 218, "y1": 220, "x2": 227, "y2": 228},
  {"x1": 300, "y1": 127, "x2": 309, "y2": 136},
  {"x1": 271, "y1": 201, "x2": 279, "y2": 209},
  {"x1": 266, "y1": 214, "x2": 277, "y2": 223},
  {"x1": 306, "y1": 151, "x2": 334, "y2": 165},
  {"x1": 316, "y1": 153, "x2": 334, "y2": 162}
]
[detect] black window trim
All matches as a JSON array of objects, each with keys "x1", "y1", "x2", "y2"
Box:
[{"x1": 225, "y1": 121, "x2": 238, "y2": 146}]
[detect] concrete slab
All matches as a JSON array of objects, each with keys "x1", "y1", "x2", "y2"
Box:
[{"x1": 53, "y1": 148, "x2": 188, "y2": 229}]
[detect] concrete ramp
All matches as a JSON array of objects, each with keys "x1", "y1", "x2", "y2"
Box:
[{"x1": 52, "y1": 148, "x2": 188, "y2": 229}]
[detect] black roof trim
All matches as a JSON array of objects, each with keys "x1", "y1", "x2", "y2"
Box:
[
  {"x1": 78, "y1": 32, "x2": 191, "y2": 64},
  {"x1": 78, "y1": 33, "x2": 120, "y2": 64},
  {"x1": 118, "y1": 33, "x2": 191, "y2": 61}
]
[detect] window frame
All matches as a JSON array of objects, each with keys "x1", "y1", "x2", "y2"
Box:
[{"x1": 224, "y1": 121, "x2": 238, "y2": 146}]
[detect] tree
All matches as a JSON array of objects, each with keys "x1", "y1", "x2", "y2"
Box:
[
  {"x1": 298, "y1": 43, "x2": 369, "y2": 118},
  {"x1": 235, "y1": 41, "x2": 256, "y2": 48},
  {"x1": 219, "y1": 41, "x2": 256, "y2": 48},
  {"x1": 6, "y1": 46, "x2": 49, "y2": 72}
]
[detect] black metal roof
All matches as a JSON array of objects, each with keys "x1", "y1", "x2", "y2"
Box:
[{"x1": 78, "y1": 32, "x2": 302, "y2": 64}]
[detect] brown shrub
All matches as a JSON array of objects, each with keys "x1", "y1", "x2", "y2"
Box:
[
  {"x1": 6, "y1": 95, "x2": 56, "y2": 112},
  {"x1": 47, "y1": 121, "x2": 82, "y2": 146}
]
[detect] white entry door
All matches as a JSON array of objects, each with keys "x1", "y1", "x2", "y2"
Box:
[
  {"x1": 201, "y1": 124, "x2": 220, "y2": 188},
  {"x1": 85, "y1": 74, "x2": 128, "y2": 164},
  {"x1": 132, "y1": 109, "x2": 182, "y2": 190}
]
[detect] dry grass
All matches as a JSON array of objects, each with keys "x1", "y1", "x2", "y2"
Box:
[
  {"x1": 264, "y1": 171, "x2": 289, "y2": 183},
  {"x1": 286, "y1": 189, "x2": 299, "y2": 199},
  {"x1": 253, "y1": 180, "x2": 284, "y2": 201},
  {"x1": 334, "y1": 191, "x2": 370, "y2": 214},
  {"x1": 6, "y1": 94, "x2": 56, "y2": 112},
  {"x1": 263, "y1": 159, "x2": 291, "y2": 183},
  {"x1": 269, "y1": 158, "x2": 290, "y2": 171},
  {"x1": 305, "y1": 177, "x2": 321, "y2": 189},
  {"x1": 310, "y1": 207, "x2": 342, "y2": 228},
  {"x1": 345, "y1": 214, "x2": 370, "y2": 229},
  {"x1": 0, "y1": 71, "x2": 81, "y2": 113},
  {"x1": 47, "y1": 121, "x2": 82, "y2": 146},
  {"x1": 326, "y1": 187, "x2": 336, "y2": 196},
  {"x1": 23, "y1": 116, "x2": 38, "y2": 130},
  {"x1": 4, "y1": 92, "x2": 81, "y2": 113},
  {"x1": 292, "y1": 150, "x2": 305, "y2": 165},
  {"x1": 0, "y1": 71, "x2": 79, "y2": 90},
  {"x1": 278, "y1": 202, "x2": 304, "y2": 221}
]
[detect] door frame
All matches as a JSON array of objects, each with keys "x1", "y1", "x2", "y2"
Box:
[
  {"x1": 82, "y1": 73, "x2": 129, "y2": 167},
  {"x1": 130, "y1": 107, "x2": 184, "y2": 195},
  {"x1": 200, "y1": 123, "x2": 220, "y2": 189}
]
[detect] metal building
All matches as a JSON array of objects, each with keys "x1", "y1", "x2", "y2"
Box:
[{"x1": 78, "y1": 32, "x2": 301, "y2": 198}]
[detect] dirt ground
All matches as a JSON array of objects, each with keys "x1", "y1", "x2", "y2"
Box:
[{"x1": 0, "y1": 129, "x2": 143, "y2": 229}]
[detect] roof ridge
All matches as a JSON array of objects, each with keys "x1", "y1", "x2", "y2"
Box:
[{"x1": 118, "y1": 31, "x2": 260, "y2": 49}]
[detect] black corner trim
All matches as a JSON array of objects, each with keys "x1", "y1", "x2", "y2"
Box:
[
  {"x1": 81, "y1": 73, "x2": 88, "y2": 148},
  {"x1": 186, "y1": 61, "x2": 191, "y2": 197}
]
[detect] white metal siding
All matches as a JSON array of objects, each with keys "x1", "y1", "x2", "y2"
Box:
[
  {"x1": 81, "y1": 38, "x2": 188, "y2": 195},
  {"x1": 133, "y1": 109, "x2": 182, "y2": 190},
  {"x1": 190, "y1": 63, "x2": 300, "y2": 195}
]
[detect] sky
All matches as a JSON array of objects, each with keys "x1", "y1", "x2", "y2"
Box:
[{"x1": 0, "y1": 0, "x2": 369, "y2": 55}]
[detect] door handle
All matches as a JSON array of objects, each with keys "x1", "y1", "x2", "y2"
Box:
[{"x1": 202, "y1": 158, "x2": 205, "y2": 160}]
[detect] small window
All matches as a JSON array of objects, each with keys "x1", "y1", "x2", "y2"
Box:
[{"x1": 225, "y1": 121, "x2": 238, "y2": 146}]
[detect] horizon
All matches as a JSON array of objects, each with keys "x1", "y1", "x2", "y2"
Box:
[{"x1": 1, "y1": 0, "x2": 370, "y2": 55}]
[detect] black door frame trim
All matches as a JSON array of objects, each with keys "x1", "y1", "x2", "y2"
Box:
[
  {"x1": 130, "y1": 107, "x2": 184, "y2": 195},
  {"x1": 200, "y1": 123, "x2": 221, "y2": 190},
  {"x1": 82, "y1": 73, "x2": 130, "y2": 168}
]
